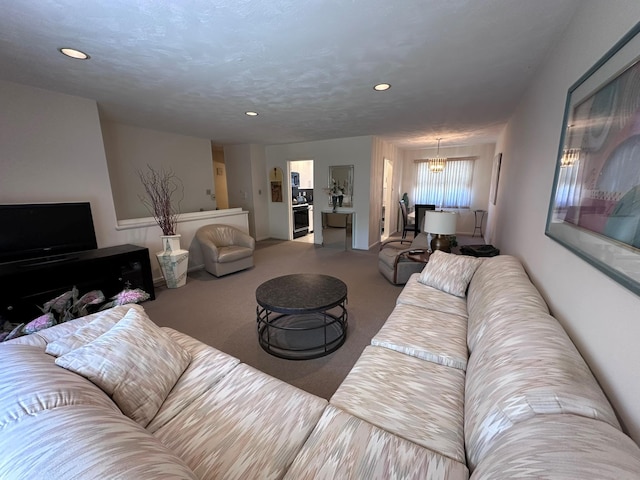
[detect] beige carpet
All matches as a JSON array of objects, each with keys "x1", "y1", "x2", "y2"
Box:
[
  {"x1": 144, "y1": 233, "x2": 482, "y2": 400},
  {"x1": 143, "y1": 239, "x2": 404, "y2": 400}
]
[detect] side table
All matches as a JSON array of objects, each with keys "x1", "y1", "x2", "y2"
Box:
[
  {"x1": 404, "y1": 251, "x2": 429, "y2": 264},
  {"x1": 473, "y1": 210, "x2": 487, "y2": 237}
]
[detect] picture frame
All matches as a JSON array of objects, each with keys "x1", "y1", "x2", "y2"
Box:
[
  {"x1": 490, "y1": 152, "x2": 502, "y2": 205},
  {"x1": 545, "y1": 22, "x2": 640, "y2": 296}
]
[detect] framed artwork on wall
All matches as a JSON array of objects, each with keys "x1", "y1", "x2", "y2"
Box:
[
  {"x1": 545, "y1": 21, "x2": 640, "y2": 296},
  {"x1": 269, "y1": 167, "x2": 283, "y2": 203},
  {"x1": 490, "y1": 152, "x2": 502, "y2": 205}
]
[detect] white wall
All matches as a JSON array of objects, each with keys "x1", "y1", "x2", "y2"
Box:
[
  {"x1": 495, "y1": 2, "x2": 640, "y2": 442},
  {"x1": 265, "y1": 136, "x2": 373, "y2": 250},
  {"x1": 0, "y1": 80, "x2": 119, "y2": 248},
  {"x1": 401, "y1": 143, "x2": 496, "y2": 236},
  {"x1": 250, "y1": 144, "x2": 270, "y2": 241},
  {"x1": 0, "y1": 81, "x2": 249, "y2": 282},
  {"x1": 101, "y1": 121, "x2": 216, "y2": 219},
  {"x1": 224, "y1": 144, "x2": 271, "y2": 240}
]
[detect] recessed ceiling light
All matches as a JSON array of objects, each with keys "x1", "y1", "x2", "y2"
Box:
[
  {"x1": 373, "y1": 83, "x2": 391, "y2": 91},
  {"x1": 59, "y1": 48, "x2": 90, "y2": 60},
  {"x1": 245, "y1": 111, "x2": 259, "y2": 116}
]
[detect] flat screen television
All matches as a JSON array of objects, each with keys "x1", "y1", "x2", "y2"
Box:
[{"x1": 0, "y1": 202, "x2": 98, "y2": 264}]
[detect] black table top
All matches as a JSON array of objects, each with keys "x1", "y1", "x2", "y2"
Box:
[{"x1": 256, "y1": 273, "x2": 347, "y2": 314}]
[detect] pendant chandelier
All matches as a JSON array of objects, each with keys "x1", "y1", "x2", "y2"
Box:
[
  {"x1": 428, "y1": 138, "x2": 447, "y2": 173},
  {"x1": 560, "y1": 147, "x2": 580, "y2": 168}
]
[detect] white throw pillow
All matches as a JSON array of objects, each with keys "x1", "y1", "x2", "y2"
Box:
[
  {"x1": 55, "y1": 308, "x2": 191, "y2": 427},
  {"x1": 418, "y1": 250, "x2": 483, "y2": 297}
]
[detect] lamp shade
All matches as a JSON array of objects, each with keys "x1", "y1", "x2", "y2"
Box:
[{"x1": 423, "y1": 211, "x2": 457, "y2": 235}]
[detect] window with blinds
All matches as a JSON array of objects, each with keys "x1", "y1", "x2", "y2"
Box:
[{"x1": 412, "y1": 157, "x2": 476, "y2": 208}]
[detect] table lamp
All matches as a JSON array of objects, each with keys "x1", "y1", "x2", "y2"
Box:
[{"x1": 424, "y1": 211, "x2": 457, "y2": 253}]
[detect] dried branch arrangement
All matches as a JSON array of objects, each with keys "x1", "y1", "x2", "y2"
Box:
[{"x1": 137, "y1": 165, "x2": 183, "y2": 236}]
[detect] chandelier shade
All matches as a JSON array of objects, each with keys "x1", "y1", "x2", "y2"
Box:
[{"x1": 428, "y1": 138, "x2": 447, "y2": 173}]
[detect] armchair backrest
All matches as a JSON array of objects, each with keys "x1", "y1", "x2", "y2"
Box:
[
  {"x1": 196, "y1": 224, "x2": 254, "y2": 249},
  {"x1": 410, "y1": 233, "x2": 430, "y2": 249}
]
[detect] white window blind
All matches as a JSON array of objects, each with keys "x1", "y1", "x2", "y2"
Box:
[{"x1": 412, "y1": 158, "x2": 475, "y2": 208}]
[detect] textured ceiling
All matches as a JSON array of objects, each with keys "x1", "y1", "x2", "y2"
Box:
[{"x1": 0, "y1": 0, "x2": 580, "y2": 149}]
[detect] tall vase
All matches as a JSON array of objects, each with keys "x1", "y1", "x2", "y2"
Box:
[
  {"x1": 156, "y1": 234, "x2": 189, "y2": 288},
  {"x1": 331, "y1": 195, "x2": 338, "y2": 212}
]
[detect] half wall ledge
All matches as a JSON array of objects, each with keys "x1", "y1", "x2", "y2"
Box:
[{"x1": 113, "y1": 208, "x2": 250, "y2": 283}]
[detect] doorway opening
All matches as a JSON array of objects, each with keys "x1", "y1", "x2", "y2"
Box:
[
  {"x1": 289, "y1": 159, "x2": 314, "y2": 243},
  {"x1": 211, "y1": 144, "x2": 229, "y2": 209}
]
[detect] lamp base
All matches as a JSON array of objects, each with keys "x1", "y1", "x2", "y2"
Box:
[{"x1": 430, "y1": 234, "x2": 451, "y2": 253}]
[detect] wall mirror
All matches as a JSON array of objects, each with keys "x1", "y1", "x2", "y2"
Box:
[{"x1": 328, "y1": 165, "x2": 354, "y2": 208}]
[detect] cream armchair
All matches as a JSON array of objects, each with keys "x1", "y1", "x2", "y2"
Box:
[
  {"x1": 196, "y1": 224, "x2": 256, "y2": 277},
  {"x1": 378, "y1": 233, "x2": 430, "y2": 285}
]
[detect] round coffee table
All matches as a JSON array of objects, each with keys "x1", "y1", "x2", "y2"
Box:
[{"x1": 256, "y1": 273, "x2": 348, "y2": 360}]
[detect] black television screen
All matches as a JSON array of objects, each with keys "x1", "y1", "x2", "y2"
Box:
[{"x1": 0, "y1": 202, "x2": 98, "y2": 264}]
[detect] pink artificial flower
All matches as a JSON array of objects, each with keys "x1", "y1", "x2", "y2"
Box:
[
  {"x1": 77, "y1": 290, "x2": 105, "y2": 306},
  {"x1": 23, "y1": 313, "x2": 56, "y2": 334},
  {"x1": 43, "y1": 290, "x2": 74, "y2": 313},
  {"x1": 112, "y1": 288, "x2": 150, "y2": 306}
]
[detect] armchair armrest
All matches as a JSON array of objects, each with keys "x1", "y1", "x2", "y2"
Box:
[
  {"x1": 233, "y1": 231, "x2": 256, "y2": 250},
  {"x1": 380, "y1": 239, "x2": 412, "y2": 251}
]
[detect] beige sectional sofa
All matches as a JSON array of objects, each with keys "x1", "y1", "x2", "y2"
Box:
[{"x1": 2, "y1": 254, "x2": 640, "y2": 479}]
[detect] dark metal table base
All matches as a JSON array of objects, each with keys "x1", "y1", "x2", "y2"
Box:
[
  {"x1": 255, "y1": 274, "x2": 348, "y2": 360},
  {"x1": 257, "y1": 303, "x2": 347, "y2": 360}
]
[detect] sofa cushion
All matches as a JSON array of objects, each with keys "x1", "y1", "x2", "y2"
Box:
[
  {"x1": 153, "y1": 363, "x2": 327, "y2": 479},
  {"x1": 285, "y1": 405, "x2": 469, "y2": 480},
  {"x1": 331, "y1": 345, "x2": 466, "y2": 464},
  {"x1": 418, "y1": 251, "x2": 482, "y2": 297},
  {"x1": 55, "y1": 308, "x2": 191, "y2": 427},
  {"x1": 145, "y1": 328, "x2": 241, "y2": 433},
  {"x1": 470, "y1": 415, "x2": 640, "y2": 480},
  {"x1": 217, "y1": 245, "x2": 254, "y2": 263},
  {"x1": 0, "y1": 344, "x2": 120, "y2": 430},
  {"x1": 371, "y1": 303, "x2": 468, "y2": 370},
  {"x1": 464, "y1": 310, "x2": 621, "y2": 470},
  {"x1": 397, "y1": 274, "x2": 469, "y2": 318},
  {"x1": 466, "y1": 255, "x2": 548, "y2": 352},
  {"x1": 45, "y1": 305, "x2": 141, "y2": 356},
  {"x1": 0, "y1": 405, "x2": 198, "y2": 480},
  {"x1": 2, "y1": 332, "x2": 48, "y2": 348}
]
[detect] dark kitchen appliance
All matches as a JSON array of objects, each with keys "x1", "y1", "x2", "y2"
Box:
[
  {"x1": 293, "y1": 204, "x2": 310, "y2": 238},
  {"x1": 291, "y1": 172, "x2": 300, "y2": 188}
]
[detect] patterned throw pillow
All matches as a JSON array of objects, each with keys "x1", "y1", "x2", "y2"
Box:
[
  {"x1": 55, "y1": 308, "x2": 191, "y2": 427},
  {"x1": 418, "y1": 251, "x2": 483, "y2": 297},
  {"x1": 45, "y1": 308, "x2": 127, "y2": 357}
]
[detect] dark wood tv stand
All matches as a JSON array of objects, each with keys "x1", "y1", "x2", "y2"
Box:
[{"x1": 0, "y1": 244, "x2": 155, "y2": 323}]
